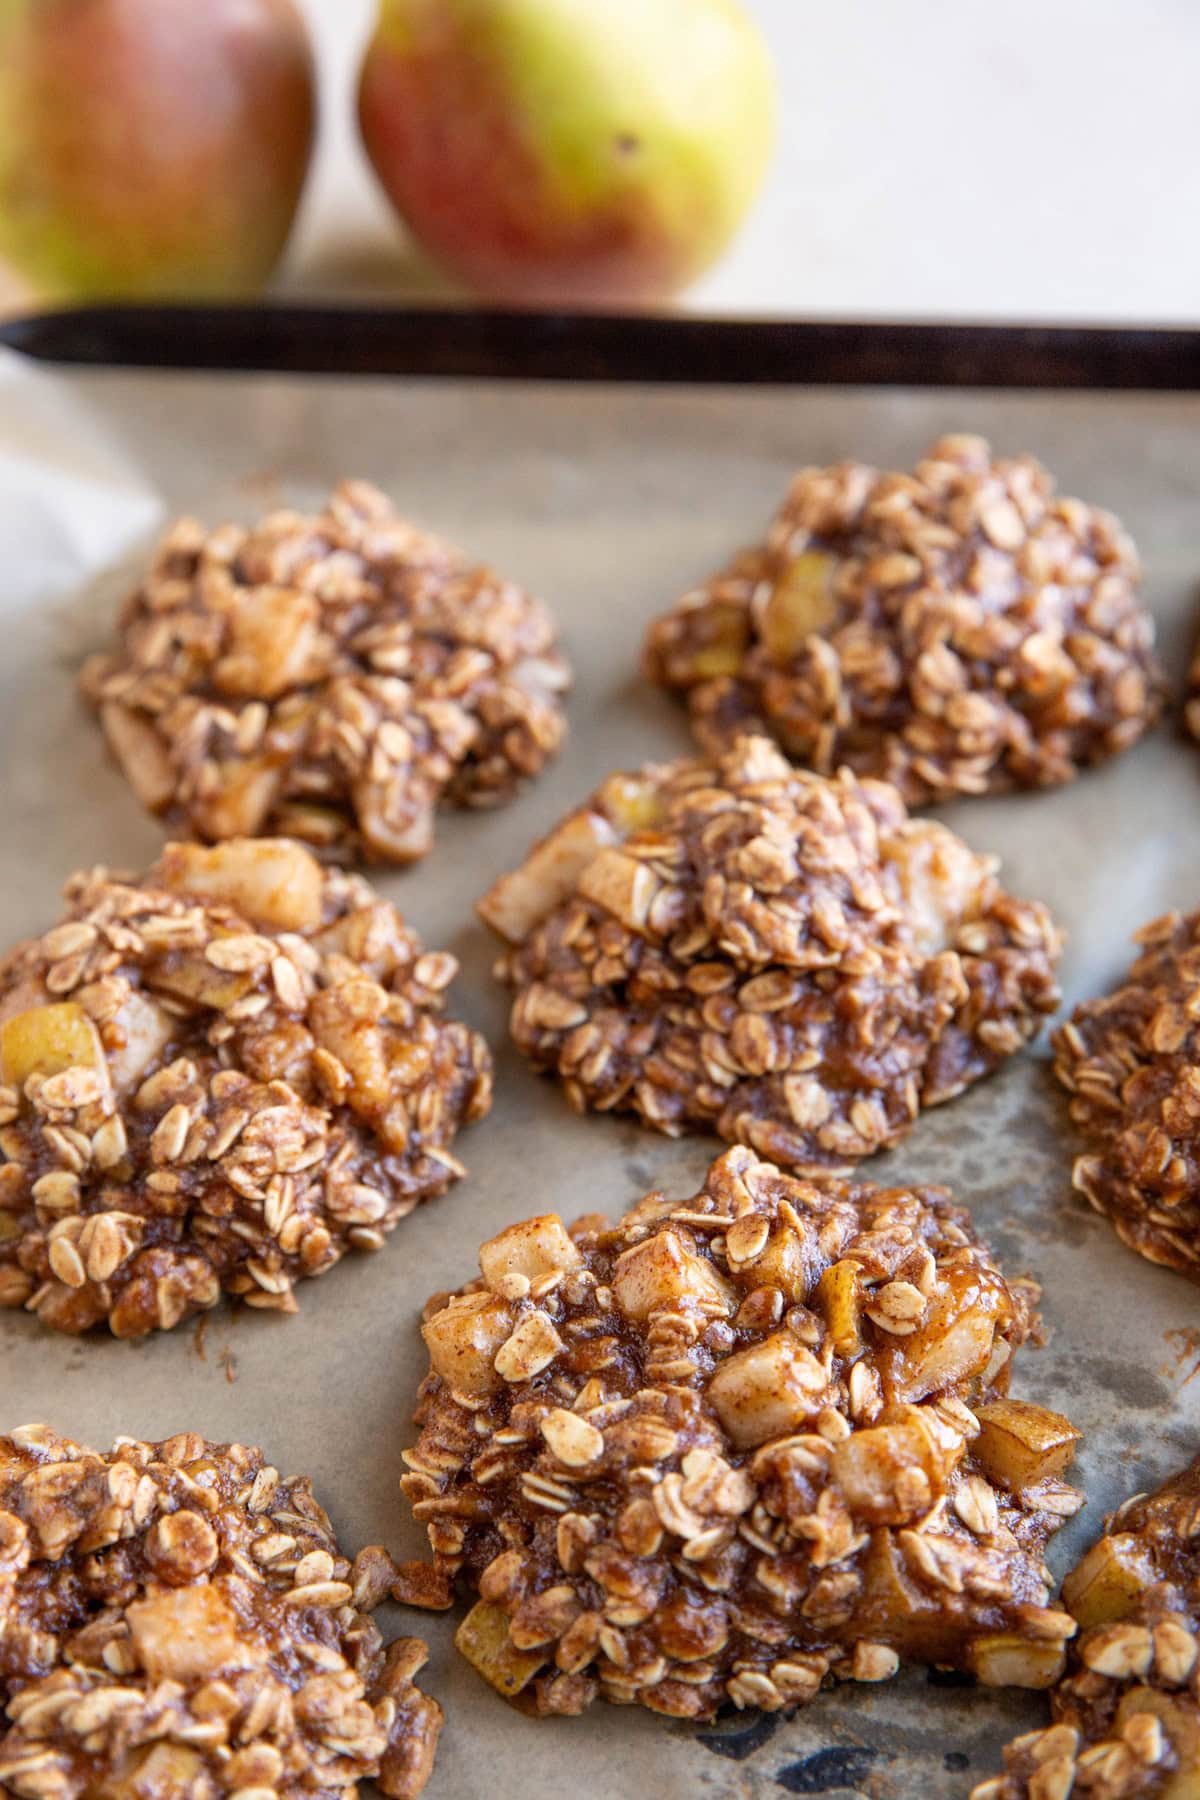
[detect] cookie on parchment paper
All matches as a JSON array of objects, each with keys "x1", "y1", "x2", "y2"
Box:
[
  {"x1": 480, "y1": 734, "x2": 1062, "y2": 1174},
  {"x1": 401, "y1": 1144, "x2": 1084, "y2": 1721},
  {"x1": 0, "y1": 1426, "x2": 442, "y2": 1799},
  {"x1": 82, "y1": 480, "x2": 570, "y2": 865},
  {"x1": 0, "y1": 837, "x2": 491, "y2": 1337},
  {"x1": 644, "y1": 435, "x2": 1163, "y2": 803}
]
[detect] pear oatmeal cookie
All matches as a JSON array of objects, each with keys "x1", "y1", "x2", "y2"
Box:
[
  {"x1": 1053, "y1": 910, "x2": 1200, "y2": 1285},
  {"x1": 81, "y1": 480, "x2": 570, "y2": 864},
  {"x1": 644, "y1": 435, "x2": 1163, "y2": 803},
  {"x1": 975, "y1": 1456, "x2": 1200, "y2": 1800},
  {"x1": 480, "y1": 734, "x2": 1062, "y2": 1173},
  {"x1": 0, "y1": 1426, "x2": 442, "y2": 1799},
  {"x1": 399, "y1": 1146, "x2": 1084, "y2": 1721},
  {"x1": 0, "y1": 837, "x2": 491, "y2": 1337}
]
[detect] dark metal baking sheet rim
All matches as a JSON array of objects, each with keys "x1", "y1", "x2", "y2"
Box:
[{"x1": 3, "y1": 302, "x2": 1200, "y2": 388}]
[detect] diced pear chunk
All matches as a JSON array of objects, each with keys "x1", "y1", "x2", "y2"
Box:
[
  {"x1": 972, "y1": 1400, "x2": 1081, "y2": 1493},
  {"x1": 478, "y1": 810, "x2": 617, "y2": 945},
  {"x1": 455, "y1": 1599, "x2": 547, "y2": 1698},
  {"x1": 737, "y1": 1226, "x2": 814, "y2": 1302},
  {"x1": 99, "y1": 701, "x2": 175, "y2": 812},
  {"x1": 126, "y1": 1585, "x2": 254, "y2": 1683},
  {"x1": 147, "y1": 955, "x2": 251, "y2": 1012},
  {"x1": 105, "y1": 989, "x2": 175, "y2": 1092},
  {"x1": 814, "y1": 1258, "x2": 862, "y2": 1355},
  {"x1": 479, "y1": 1215, "x2": 582, "y2": 1290},
  {"x1": 103, "y1": 1743, "x2": 206, "y2": 1800},
  {"x1": 832, "y1": 1408, "x2": 962, "y2": 1524},
  {"x1": 612, "y1": 1233, "x2": 734, "y2": 1322},
  {"x1": 214, "y1": 584, "x2": 320, "y2": 699},
  {"x1": 968, "y1": 1631, "x2": 1066, "y2": 1688},
  {"x1": 761, "y1": 552, "x2": 835, "y2": 662},
  {"x1": 595, "y1": 773, "x2": 666, "y2": 834},
  {"x1": 1061, "y1": 1532, "x2": 1156, "y2": 1630},
  {"x1": 881, "y1": 821, "x2": 990, "y2": 957},
  {"x1": 0, "y1": 1003, "x2": 105, "y2": 1088},
  {"x1": 577, "y1": 848, "x2": 659, "y2": 932},
  {"x1": 422, "y1": 1292, "x2": 517, "y2": 1397},
  {"x1": 895, "y1": 1283, "x2": 1001, "y2": 1402},
  {"x1": 677, "y1": 600, "x2": 750, "y2": 679},
  {"x1": 706, "y1": 1331, "x2": 828, "y2": 1449},
  {"x1": 157, "y1": 838, "x2": 324, "y2": 932},
  {"x1": 192, "y1": 758, "x2": 285, "y2": 841}
]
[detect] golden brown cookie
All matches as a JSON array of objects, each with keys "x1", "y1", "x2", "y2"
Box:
[
  {"x1": 401, "y1": 1144, "x2": 1083, "y2": 1721},
  {"x1": 1054, "y1": 910, "x2": 1200, "y2": 1285},
  {"x1": 975, "y1": 1457, "x2": 1200, "y2": 1800},
  {"x1": 0, "y1": 1426, "x2": 441, "y2": 1799},
  {"x1": 480, "y1": 734, "x2": 1062, "y2": 1173},
  {"x1": 0, "y1": 837, "x2": 491, "y2": 1335},
  {"x1": 644, "y1": 435, "x2": 1163, "y2": 803},
  {"x1": 82, "y1": 480, "x2": 570, "y2": 864}
]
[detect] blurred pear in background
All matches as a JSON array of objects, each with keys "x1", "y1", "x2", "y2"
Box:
[
  {"x1": 358, "y1": 0, "x2": 776, "y2": 306},
  {"x1": 0, "y1": 0, "x2": 316, "y2": 303}
]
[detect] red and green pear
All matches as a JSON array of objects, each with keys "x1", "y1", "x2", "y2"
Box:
[
  {"x1": 0, "y1": 0, "x2": 316, "y2": 302},
  {"x1": 358, "y1": 0, "x2": 776, "y2": 306}
]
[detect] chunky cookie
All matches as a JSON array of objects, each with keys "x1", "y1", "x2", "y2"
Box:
[
  {"x1": 0, "y1": 837, "x2": 491, "y2": 1336},
  {"x1": 401, "y1": 1144, "x2": 1083, "y2": 1720},
  {"x1": 644, "y1": 435, "x2": 1163, "y2": 803},
  {"x1": 82, "y1": 480, "x2": 570, "y2": 863},
  {"x1": 1054, "y1": 909, "x2": 1200, "y2": 1285},
  {"x1": 975, "y1": 1456, "x2": 1200, "y2": 1800},
  {"x1": 0, "y1": 1426, "x2": 441, "y2": 1799},
  {"x1": 480, "y1": 734, "x2": 1062, "y2": 1172}
]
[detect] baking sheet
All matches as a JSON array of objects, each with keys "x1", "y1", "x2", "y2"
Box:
[{"x1": 3, "y1": 349, "x2": 1200, "y2": 1800}]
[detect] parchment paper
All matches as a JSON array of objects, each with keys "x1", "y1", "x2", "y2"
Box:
[{"x1": 3, "y1": 349, "x2": 1200, "y2": 1800}]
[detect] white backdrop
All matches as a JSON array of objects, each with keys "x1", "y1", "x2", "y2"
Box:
[{"x1": 289, "y1": 0, "x2": 1199, "y2": 321}]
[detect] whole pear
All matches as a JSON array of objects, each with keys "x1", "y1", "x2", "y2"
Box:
[
  {"x1": 0, "y1": 0, "x2": 316, "y2": 302},
  {"x1": 358, "y1": 0, "x2": 775, "y2": 306}
]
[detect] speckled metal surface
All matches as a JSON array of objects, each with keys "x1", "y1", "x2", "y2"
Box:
[{"x1": 2, "y1": 360, "x2": 1199, "y2": 1799}]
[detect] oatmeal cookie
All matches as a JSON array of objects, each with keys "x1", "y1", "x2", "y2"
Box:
[
  {"x1": 81, "y1": 480, "x2": 570, "y2": 864},
  {"x1": 975, "y1": 1457, "x2": 1200, "y2": 1800},
  {"x1": 399, "y1": 1145, "x2": 1083, "y2": 1720},
  {"x1": 0, "y1": 836, "x2": 491, "y2": 1337},
  {"x1": 1053, "y1": 910, "x2": 1200, "y2": 1285},
  {"x1": 644, "y1": 434, "x2": 1163, "y2": 803},
  {"x1": 0, "y1": 1425, "x2": 442, "y2": 1799},
  {"x1": 479, "y1": 734, "x2": 1062, "y2": 1173}
]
